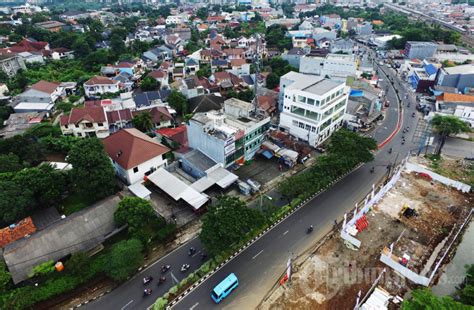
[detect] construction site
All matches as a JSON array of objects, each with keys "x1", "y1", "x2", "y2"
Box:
[{"x1": 260, "y1": 157, "x2": 473, "y2": 309}]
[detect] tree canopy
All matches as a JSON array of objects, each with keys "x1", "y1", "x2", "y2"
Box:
[
  {"x1": 167, "y1": 90, "x2": 188, "y2": 116},
  {"x1": 132, "y1": 111, "x2": 154, "y2": 133},
  {"x1": 114, "y1": 197, "x2": 175, "y2": 245},
  {"x1": 102, "y1": 239, "x2": 144, "y2": 281},
  {"x1": 67, "y1": 138, "x2": 117, "y2": 201},
  {"x1": 200, "y1": 196, "x2": 265, "y2": 255},
  {"x1": 402, "y1": 288, "x2": 471, "y2": 309},
  {"x1": 431, "y1": 115, "x2": 471, "y2": 155}
]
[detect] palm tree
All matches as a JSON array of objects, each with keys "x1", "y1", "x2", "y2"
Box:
[
  {"x1": 431, "y1": 115, "x2": 471, "y2": 156},
  {"x1": 132, "y1": 112, "x2": 154, "y2": 134}
]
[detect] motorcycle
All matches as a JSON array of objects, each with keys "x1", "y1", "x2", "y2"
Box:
[
  {"x1": 188, "y1": 247, "x2": 196, "y2": 256},
  {"x1": 181, "y1": 264, "x2": 190, "y2": 272},
  {"x1": 307, "y1": 226, "x2": 313, "y2": 234},
  {"x1": 370, "y1": 167, "x2": 375, "y2": 173},
  {"x1": 388, "y1": 148, "x2": 393, "y2": 154},
  {"x1": 161, "y1": 265, "x2": 170, "y2": 274},
  {"x1": 201, "y1": 253, "x2": 207, "y2": 261},
  {"x1": 143, "y1": 276, "x2": 153, "y2": 285},
  {"x1": 157, "y1": 276, "x2": 166, "y2": 285},
  {"x1": 143, "y1": 288, "x2": 152, "y2": 297}
]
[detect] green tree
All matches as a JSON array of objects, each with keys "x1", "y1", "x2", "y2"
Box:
[
  {"x1": 167, "y1": 90, "x2": 188, "y2": 116},
  {"x1": 0, "y1": 135, "x2": 45, "y2": 167},
  {"x1": 71, "y1": 37, "x2": 92, "y2": 59},
  {"x1": 66, "y1": 252, "x2": 91, "y2": 278},
  {"x1": 196, "y1": 8, "x2": 209, "y2": 20},
  {"x1": 132, "y1": 111, "x2": 154, "y2": 133},
  {"x1": 200, "y1": 196, "x2": 265, "y2": 255},
  {"x1": 103, "y1": 239, "x2": 144, "y2": 281},
  {"x1": 114, "y1": 197, "x2": 170, "y2": 244},
  {"x1": 196, "y1": 63, "x2": 211, "y2": 78},
  {"x1": 431, "y1": 115, "x2": 471, "y2": 156},
  {"x1": 13, "y1": 165, "x2": 67, "y2": 207},
  {"x1": 458, "y1": 264, "x2": 474, "y2": 305},
  {"x1": 266, "y1": 72, "x2": 279, "y2": 89},
  {"x1": 140, "y1": 76, "x2": 158, "y2": 91},
  {"x1": 0, "y1": 153, "x2": 23, "y2": 173},
  {"x1": 0, "y1": 261, "x2": 10, "y2": 293},
  {"x1": 67, "y1": 138, "x2": 117, "y2": 201},
  {"x1": 327, "y1": 129, "x2": 378, "y2": 164},
  {"x1": 110, "y1": 33, "x2": 127, "y2": 57},
  {"x1": 0, "y1": 177, "x2": 34, "y2": 226},
  {"x1": 402, "y1": 288, "x2": 471, "y2": 309}
]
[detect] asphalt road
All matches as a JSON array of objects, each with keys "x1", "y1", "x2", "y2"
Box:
[
  {"x1": 172, "y1": 54, "x2": 421, "y2": 309},
  {"x1": 85, "y1": 46, "x2": 420, "y2": 310},
  {"x1": 85, "y1": 237, "x2": 208, "y2": 310}
]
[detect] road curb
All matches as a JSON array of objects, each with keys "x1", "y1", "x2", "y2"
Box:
[{"x1": 166, "y1": 163, "x2": 363, "y2": 309}]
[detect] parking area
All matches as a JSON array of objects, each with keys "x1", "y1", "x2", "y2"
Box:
[{"x1": 233, "y1": 153, "x2": 289, "y2": 186}]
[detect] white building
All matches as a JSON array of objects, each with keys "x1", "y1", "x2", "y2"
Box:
[
  {"x1": 102, "y1": 128, "x2": 170, "y2": 185},
  {"x1": 59, "y1": 106, "x2": 110, "y2": 138},
  {"x1": 300, "y1": 53, "x2": 358, "y2": 81},
  {"x1": 166, "y1": 15, "x2": 183, "y2": 25},
  {"x1": 279, "y1": 72, "x2": 349, "y2": 146},
  {"x1": 84, "y1": 76, "x2": 121, "y2": 98}
]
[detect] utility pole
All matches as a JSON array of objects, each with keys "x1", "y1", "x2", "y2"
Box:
[{"x1": 253, "y1": 33, "x2": 260, "y2": 114}]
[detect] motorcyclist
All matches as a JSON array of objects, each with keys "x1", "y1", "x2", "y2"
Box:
[
  {"x1": 161, "y1": 265, "x2": 170, "y2": 273},
  {"x1": 143, "y1": 276, "x2": 153, "y2": 284},
  {"x1": 143, "y1": 288, "x2": 152, "y2": 296},
  {"x1": 370, "y1": 167, "x2": 375, "y2": 173},
  {"x1": 389, "y1": 147, "x2": 392, "y2": 154},
  {"x1": 308, "y1": 225, "x2": 313, "y2": 232}
]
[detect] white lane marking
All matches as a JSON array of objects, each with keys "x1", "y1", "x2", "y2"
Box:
[
  {"x1": 121, "y1": 300, "x2": 134, "y2": 310},
  {"x1": 190, "y1": 302, "x2": 199, "y2": 310},
  {"x1": 170, "y1": 271, "x2": 179, "y2": 285},
  {"x1": 283, "y1": 230, "x2": 289, "y2": 235},
  {"x1": 252, "y1": 250, "x2": 264, "y2": 260},
  {"x1": 191, "y1": 250, "x2": 201, "y2": 258}
]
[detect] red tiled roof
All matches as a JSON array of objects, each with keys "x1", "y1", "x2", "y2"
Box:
[
  {"x1": 84, "y1": 76, "x2": 118, "y2": 85},
  {"x1": 437, "y1": 93, "x2": 474, "y2": 103},
  {"x1": 106, "y1": 109, "x2": 133, "y2": 123},
  {"x1": 213, "y1": 71, "x2": 231, "y2": 82},
  {"x1": 30, "y1": 80, "x2": 60, "y2": 94},
  {"x1": 60, "y1": 106, "x2": 107, "y2": 126},
  {"x1": 0, "y1": 217, "x2": 36, "y2": 248},
  {"x1": 133, "y1": 106, "x2": 173, "y2": 124},
  {"x1": 230, "y1": 59, "x2": 247, "y2": 67},
  {"x1": 156, "y1": 125, "x2": 188, "y2": 153},
  {"x1": 148, "y1": 70, "x2": 166, "y2": 79},
  {"x1": 102, "y1": 128, "x2": 170, "y2": 170},
  {"x1": 6, "y1": 39, "x2": 48, "y2": 53},
  {"x1": 115, "y1": 61, "x2": 134, "y2": 68},
  {"x1": 223, "y1": 48, "x2": 245, "y2": 56}
]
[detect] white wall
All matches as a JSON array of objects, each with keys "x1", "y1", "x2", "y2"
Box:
[{"x1": 120, "y1": 155, "x2": 167, "y2": 185}]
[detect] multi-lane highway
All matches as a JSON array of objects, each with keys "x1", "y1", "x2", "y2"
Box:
[
  {"x1": 171, "y1": 54, "x2": 421, "y2": 309},
  {"x1": 85, "y1": 46, "x2": 420, "y2": 310}
]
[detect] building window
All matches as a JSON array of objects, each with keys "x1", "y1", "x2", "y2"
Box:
[
  {"x1": 291, "y1": 106, "x2": 305, "y2": 117},
  {"x1": 133, "y1": 167, "x2": 139, "y2": 173},
  {"x1": 98, "y1": 122, "x2": 103, "y2": 127},
  {"x1": 292, "y1": 120, "x2": 299, "y2": 127},
  {"x1": 64, "y1": 125, "x2": 68, "y2": 129},
  {"x1": 307, "y1": 98, "x2": 315, "y2": 105},
  {"x1": 298, "y1": 122, "x2": 305, "y2": 129},
  {"x1": 298, "y1": 95, "x2": 306, "y2": 103},
  {"x1": 75, "y1": 124, "x2": 79, "y2": 128}
]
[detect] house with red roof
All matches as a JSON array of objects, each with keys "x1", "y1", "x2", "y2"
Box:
[
  {"x1": 84, "y1": 76, "x2": 121, "y2": 98},
  {"x1": 60, "y1": 106, "x2": 110, "y2": 138},
  {"x1": 156, "y1": 125, "x2": 189, "y2": 153},
  {"x1": 148, "y1": 70, "x2": 169, "y2": 88},
  {"x1": 2, "y1": 38, "x2": 49, "y2": 54},
  {"x1": 132, "y1": 106, "x2": 174, "y2": 129},
  {"x1": 102, "y1": 128, "x2": 170, "y2": 185}
]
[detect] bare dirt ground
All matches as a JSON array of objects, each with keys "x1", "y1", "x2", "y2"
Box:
[{"x1": 260, "y1": 168, "x2": 473, "y2": 310}]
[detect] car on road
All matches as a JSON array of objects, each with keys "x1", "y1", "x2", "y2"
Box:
[{"x1": 211, "y1": 273, "x2": 239, "y2": 303}]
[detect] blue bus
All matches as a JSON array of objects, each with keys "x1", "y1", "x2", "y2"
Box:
[{"x1": 211, "y1": 273, "x2": 239, "y2": 303}]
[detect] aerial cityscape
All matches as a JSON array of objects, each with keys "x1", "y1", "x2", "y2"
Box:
[{"x1": 0, "y1": 0, "x2": 472, "y2": 309}]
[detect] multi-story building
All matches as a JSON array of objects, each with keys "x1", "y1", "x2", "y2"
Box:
[
  {"x1": 0, "y1": 52, "x2": 26, "y2": 77},
  {"x1": 404, "y1": 41, "x2": 438, "y2": 60},
  {"x1": 84, "y1": 76, "x2": 121, "y2": 98},
  {"x1": 187, "y1": 98, "x2": 271, "y2": 167},
  {"x1": 59, "y1": 106, "x2": 110, "y2": 138},
  {"x1": 300, "y1": 53, "x2": 358, "y2": 81},
  {"x1": 433, "y1": 93, "x2": 474, "y2": 127},
  {"x1": 279, "y1": 72, "x2": 349, "y2": 146}
]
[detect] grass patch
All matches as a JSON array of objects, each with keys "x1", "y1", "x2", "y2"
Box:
[{"x1": 59, "y1": 193, "x2": 92, "y2": 215}]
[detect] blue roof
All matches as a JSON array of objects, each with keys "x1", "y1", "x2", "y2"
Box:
[
  {"x1": 349, "y1": 90, "x2": 364, "y2": 97},
  {"x1": 262, "y1": 150, "x2": 273, "y2": 159},
  {"x1": 424, "y1": 64, "x2": 437, "y2": 76},
  {"x1": 213, "y1": 273, "x2": 238, "y2": 296},
  {"x1": 212, "y1": 59, "x2": 228, "y2": 66},
  {"x1": 241, "y1": 75, "x2": 254, "y2": 85}
]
